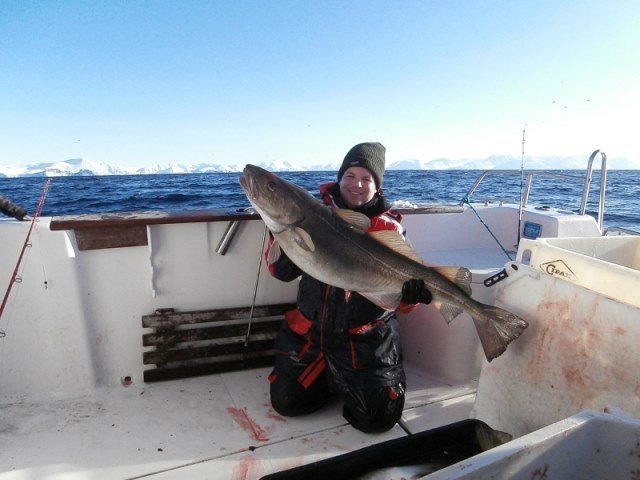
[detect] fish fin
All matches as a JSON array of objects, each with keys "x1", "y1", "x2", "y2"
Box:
[
  {"x1": 360, "y1": 291, "x2": 402, "y2": 311},
  {"x1": 266, "y1": 240, "x2": 282, "y2": 264},
  {"x1": 369, "y1": 231, "x2": 424, "y2": 263},
  {"x1": 432, "y1": 266, "x2": 473, "y2": 296},
  {"x1": 432, "y1": 300, "x2": 465, "y2": 324},
  {"x1": 471, "y1": 305, "x2": 529, "y2": 361},
  {"x1": 335, "y1": 209, "x2": 371, "y2": 231},
  {"x1": 293, "y1": 227, "x2": 315, "y2": 252}
]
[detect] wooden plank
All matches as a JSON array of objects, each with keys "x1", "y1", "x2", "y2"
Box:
[
  {"x1": 142, "y1": 303, "x2": 295, "y2": 328},
  {"x1": 142, "y1": 319, "x2": 282, "y2": 347},
  {"x1": 143, "y1": 354, "x2": 275, "y2": 382},
  {"x1": 74, "y1": 225, "x2": 148, "y2": 250},
  {"x1": 50, "y1": 209, "x2": 260, "y2": 231},
  {"x1": 143, "y1": 339, "x2": 276, "y2": 365}
]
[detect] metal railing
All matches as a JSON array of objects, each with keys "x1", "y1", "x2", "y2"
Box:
[
  {"x1": 580, "y1": 150, "x2": 607, "y2": 229},
  {"x1": 461, "y1": 150, "x2": 608, "y2": 230}
]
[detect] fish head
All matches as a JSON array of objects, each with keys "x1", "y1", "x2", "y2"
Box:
[{"x1": 239, "y1": 164, "x2": 307, "y2": 233}]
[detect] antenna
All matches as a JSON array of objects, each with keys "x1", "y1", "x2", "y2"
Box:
[{"x1": 517, "y1": 126, "x2": 527, "y2": 246}]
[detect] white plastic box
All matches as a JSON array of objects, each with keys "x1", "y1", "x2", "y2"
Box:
[
  {"x1": 426, "y1": 411, "x2": 640, "y2": 480},
  {"x1": 517, "y1": 236, "x2": 640, "y2": 307}
]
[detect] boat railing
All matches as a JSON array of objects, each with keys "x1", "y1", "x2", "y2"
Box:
[
  {"x1": 580, "y1": 149, "x2": 607, "y2": 229},
  {"x1": 461, "y1": 150, "x2": 608, "y2": 230}
]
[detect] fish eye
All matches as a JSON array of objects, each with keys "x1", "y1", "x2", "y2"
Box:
[{"x1": 267, "y1": 181, "x2": 277, "y2": 191}]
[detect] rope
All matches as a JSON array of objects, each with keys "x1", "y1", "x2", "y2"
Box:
[
  {"x1": 0, "y1": 179, "x2": 51, "y2": 325},
  {"x1": 462, "y1": 197, "x2": 513, "y2": 261}
]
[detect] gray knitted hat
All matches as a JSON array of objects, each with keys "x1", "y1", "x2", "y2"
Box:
[{"x1": 337, "y1": 142, "x2": 386, "y2": 188}]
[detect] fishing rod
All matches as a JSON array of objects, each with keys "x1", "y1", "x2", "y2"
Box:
[
  {"x1": 517, "y1": 126, "x2": 527, "y2": 247},
  {"x1": 0, "y1": 179, "x2": 51, "y2": 325}
]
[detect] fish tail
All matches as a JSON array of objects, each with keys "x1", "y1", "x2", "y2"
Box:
[{"x1": 471, "y1": 305, "x2": 528, "y2": 361}]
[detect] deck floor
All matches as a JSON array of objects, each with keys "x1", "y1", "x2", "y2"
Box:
[{"x1": 0, "y1": 367, "x2": 475, "y2": 479}]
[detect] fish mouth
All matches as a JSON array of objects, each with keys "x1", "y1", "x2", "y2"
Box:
[{"x1": 239, "y1": 166, "x2": 258, "y2": 200}]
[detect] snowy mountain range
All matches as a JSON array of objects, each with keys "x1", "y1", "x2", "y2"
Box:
[{"x1": 0, "y1": 155, "x2": 637, "y2": 177}]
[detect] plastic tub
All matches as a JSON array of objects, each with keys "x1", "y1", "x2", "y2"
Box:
[{"x1": 517, "y1": 236, "x2": 640, "y2": 307}]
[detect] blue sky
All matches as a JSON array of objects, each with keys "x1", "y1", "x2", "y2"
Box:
[{"x1": 1, "y1": 0, "x2": 639, "y2": 168}]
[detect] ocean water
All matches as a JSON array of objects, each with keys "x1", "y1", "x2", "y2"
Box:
[{"x1": 0, "y1": 170, "x2": 638, "y2": 231}]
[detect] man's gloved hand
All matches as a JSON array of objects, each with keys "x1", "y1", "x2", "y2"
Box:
[{"x1": 401, "y1": 279, "x2": 433, "y2": 304}]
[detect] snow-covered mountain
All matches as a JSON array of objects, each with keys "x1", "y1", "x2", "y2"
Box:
[
  {"x1": 0, "y1": 158, "x2": 136, "y2": 177},
  {"x1": 386, "y1": 154, "x2": 635, "y2": 170},
  {"x1": 0, "y1": 155, "x2": 636, "y2": 178}
]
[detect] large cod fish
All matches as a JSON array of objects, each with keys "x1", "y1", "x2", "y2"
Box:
[{"x1": 239, "y1": 164, "x2": 527, "y2": 361}]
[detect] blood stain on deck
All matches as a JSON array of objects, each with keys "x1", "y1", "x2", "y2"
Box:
[{"x1": 227, "y1": 407, "x2": 273, "y2": 442}]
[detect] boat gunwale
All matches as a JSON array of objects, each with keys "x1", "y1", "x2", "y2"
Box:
[{"x1": 48, "y1": 205, "x2": 466, "y2": 231}]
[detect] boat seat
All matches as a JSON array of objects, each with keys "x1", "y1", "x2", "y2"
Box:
[{"x1": 141, "y1": 302, "x2": 295, "y2": 382}]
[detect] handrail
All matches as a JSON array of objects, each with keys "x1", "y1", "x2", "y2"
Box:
[
  {"x1": 580, "y1": 150, "x2": 607, "y2": 230},
  {"x1": 461, "y1": 150, "x2": 608, "y2": 230},
  {"x1": 463, "y1": 170, "x2": 585, "y2": 207}
]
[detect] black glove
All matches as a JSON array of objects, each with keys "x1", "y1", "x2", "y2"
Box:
[{"x1": 401, "y1": 279, "x2": 432, "y2": 304}]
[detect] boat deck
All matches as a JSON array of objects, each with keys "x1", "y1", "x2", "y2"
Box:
[{"x1": 0, "y1": 366, "x2": 475, "y2": 480}]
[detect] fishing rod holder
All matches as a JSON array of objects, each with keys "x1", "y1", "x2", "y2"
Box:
[
  {"x1": 215, "y1": 220, "x2": 241, "y2": 255},
  {"x1": 215, "y1": 207, "x2": 256, "y2": 255}
]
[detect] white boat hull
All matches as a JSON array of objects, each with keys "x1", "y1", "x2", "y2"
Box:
[{"x1": 1, "y1": 171, "x2": 638, "y2": 479}]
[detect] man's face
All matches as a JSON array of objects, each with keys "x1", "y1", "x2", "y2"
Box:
[{"x1": 339, "y1": 166, "x2": 377, "y2": 209}]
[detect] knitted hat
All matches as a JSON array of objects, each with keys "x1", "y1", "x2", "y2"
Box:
[{"x1": 337, "y1": 142, "x2": 386, "y2": 188}]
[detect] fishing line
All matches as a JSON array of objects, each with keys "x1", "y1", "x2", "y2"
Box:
[{"x1": 462, "y1": 198, "x2": 513, "y2": 261}]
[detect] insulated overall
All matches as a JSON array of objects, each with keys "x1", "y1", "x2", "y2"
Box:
[{"x1": 266, "y1": 182, "x2": 413, "y2": 433}]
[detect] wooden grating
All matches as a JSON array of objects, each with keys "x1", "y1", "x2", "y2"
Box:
[{"x1": 142, "y1": 303, "x2": 295, "y2": 382}]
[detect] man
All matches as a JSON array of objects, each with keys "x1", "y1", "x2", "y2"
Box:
[{"x1": 266, "y1": 142, "x2": 431, "y2": 433}]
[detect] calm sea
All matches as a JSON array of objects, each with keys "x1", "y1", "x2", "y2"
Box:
[{"x1": 1, "y1": 170, "x2": 638, "y2": 232}]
